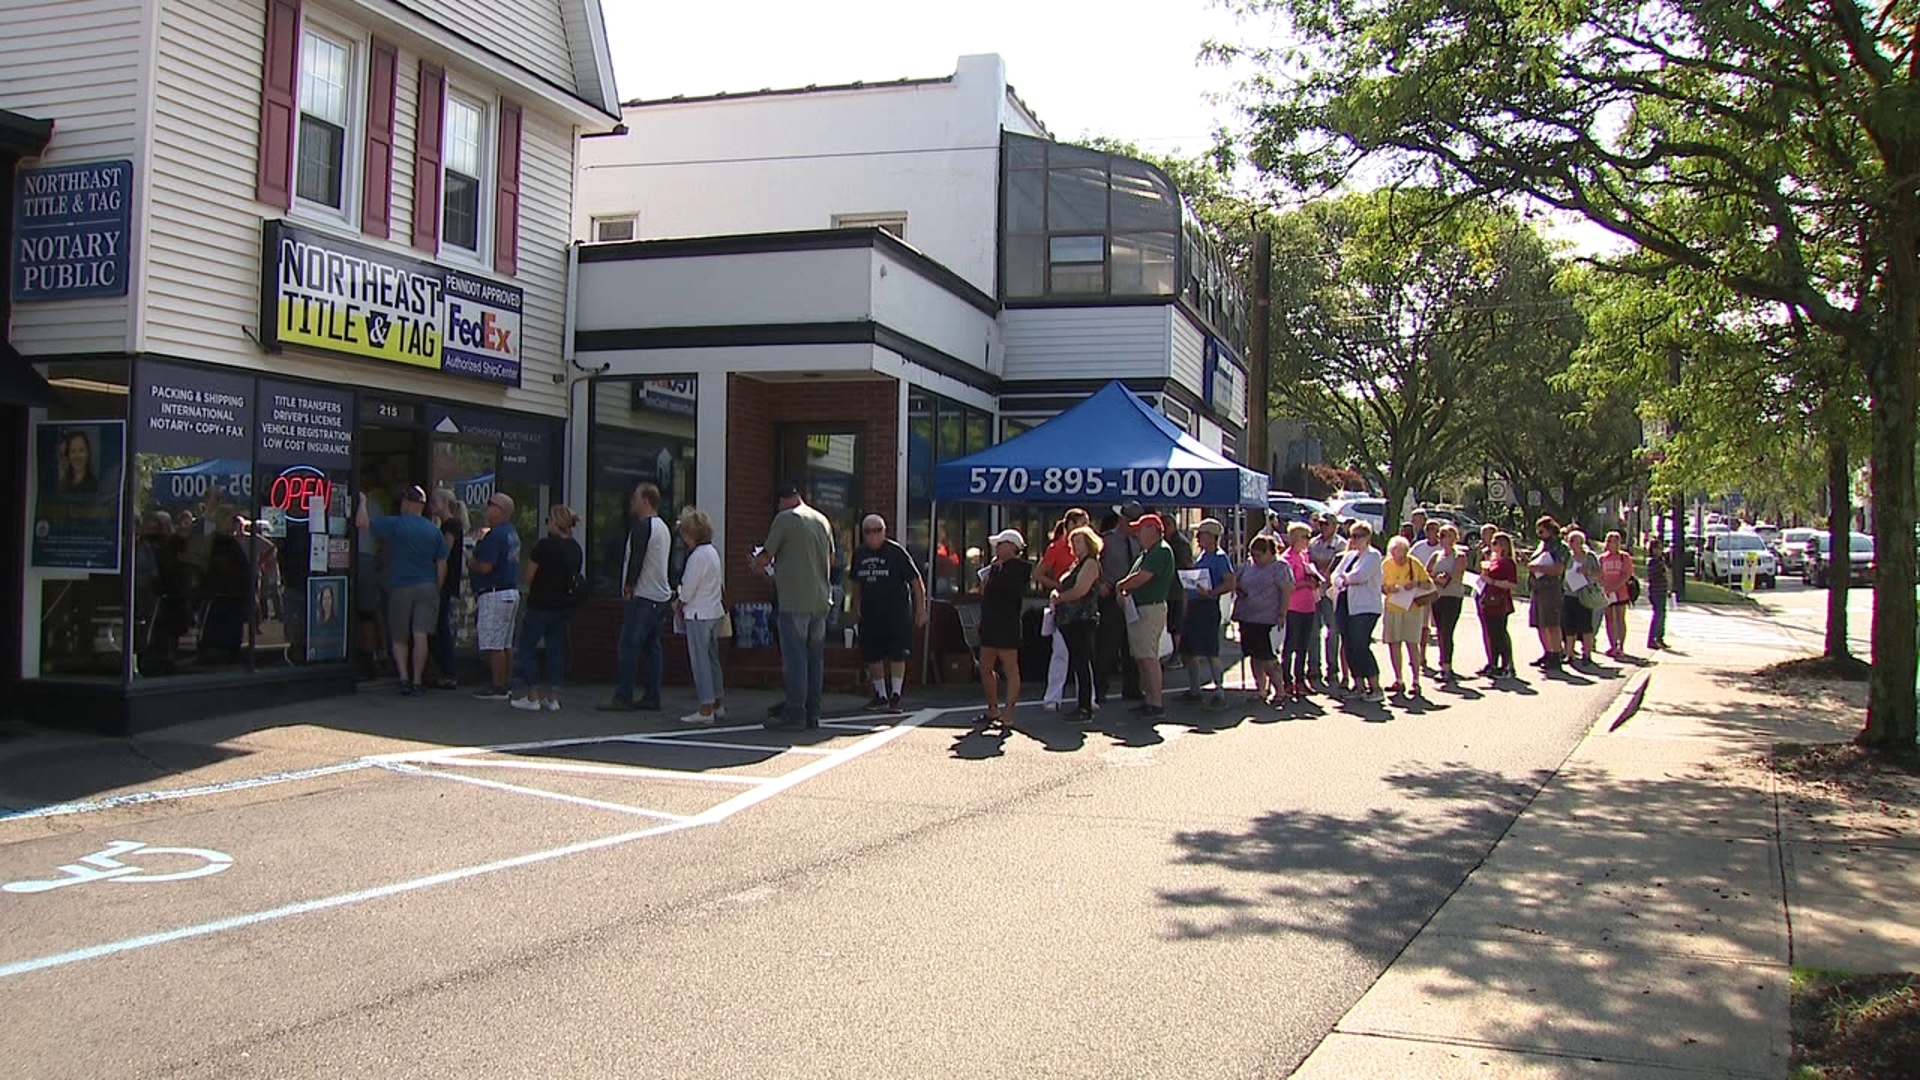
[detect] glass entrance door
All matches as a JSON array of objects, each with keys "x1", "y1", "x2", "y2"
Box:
[{"x1": 776, "y1": 425, "x2": 862, "y2": 631}]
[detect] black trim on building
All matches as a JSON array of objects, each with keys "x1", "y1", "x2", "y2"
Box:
[
  {"x1": 578, "y1": 227, "x2": 1000, "y2": 316},
  {"x1": 998, "y1": 376, "x2": 1243, "y2": 441},
  {"x1": 0, "y1": 107, "x2": 54, "y2": 158},
  {"x1": 574, "y1": 319, "x2": 1004, "y2": 394}
]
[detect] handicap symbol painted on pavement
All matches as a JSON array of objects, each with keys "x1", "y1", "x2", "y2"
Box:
[{"x1": 3, "y1": 840, "x2": 234, "y2": 894}]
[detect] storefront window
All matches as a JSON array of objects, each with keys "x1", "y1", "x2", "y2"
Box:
[
  {"x1": 906, "y1": 390, "x2": 992, "y2": 598},
  {"x1": 776, "y1": 426, "x2": 861, "y2": 631},
  {"x1": 25, "y1": 360, "x2": 130, "y2": 680},
  {"x1": 587, "y1": 376, "x2": 697, "y2": 595}
]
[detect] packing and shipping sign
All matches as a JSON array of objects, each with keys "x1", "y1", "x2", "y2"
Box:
[{"x1": 260, "y1": 221, "x2": 522, "y2": 386}]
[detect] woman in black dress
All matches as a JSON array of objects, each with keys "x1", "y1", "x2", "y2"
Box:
[{"x1": 977, "y1": 528, "x2": 1033, "y2": 727}]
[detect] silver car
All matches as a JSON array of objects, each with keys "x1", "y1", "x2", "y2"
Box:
[{"x1": 1777, "y1": 527, "x2": 1819, "y2": 573}]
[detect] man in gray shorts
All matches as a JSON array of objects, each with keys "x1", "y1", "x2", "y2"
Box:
[{"x1": 356, "y1": 485, "x2": 447, "y2": 696}]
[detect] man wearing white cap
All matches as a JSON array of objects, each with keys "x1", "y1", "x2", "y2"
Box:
[
  {"x1": 849, "y1": 513, "x2": 926, "y2": 713},
  {"x1": 975, "y1": 527, "x2": 1032, "y2": 727}
]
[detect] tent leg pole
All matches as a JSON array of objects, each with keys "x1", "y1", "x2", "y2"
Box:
[{"x1": 923, "y1": 499, "x2": 938, "y2": 687}]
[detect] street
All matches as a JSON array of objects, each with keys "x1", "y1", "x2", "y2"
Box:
[{"x1": 0, "y1": 621, "x2": 1644, "y2": 1079}]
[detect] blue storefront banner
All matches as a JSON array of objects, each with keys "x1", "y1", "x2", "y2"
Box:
[
  {"x1": 12, "y1": 160, "x2": 134, "y2": 301},
  {"x1": 32, "y1": 421, "x2": 126, "y2": 571},
  {"x1": 306, "y1": 575, "x2": 348, "y2": 663}
]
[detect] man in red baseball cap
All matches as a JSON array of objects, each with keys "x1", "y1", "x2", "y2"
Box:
[{"x1": 1114, "y1": 511, "x2": 1175, "y2": 718}]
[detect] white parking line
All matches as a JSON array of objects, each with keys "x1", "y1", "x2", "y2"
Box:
[
  {"x1": 625, "y1": 737, "x2": 836, "y2": 756},
  {"x1": 0, "y1": 707, "x2": 944, "y2": 980},
  {"x1": 375, "y1": 763, "x2": 692, "y2": 822},
  {"x1": 0, "y1": 761, "x2": 375, "y2": 823}
]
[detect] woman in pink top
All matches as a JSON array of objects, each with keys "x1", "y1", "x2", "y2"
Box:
[
  {"x1": 1598, "y1": 530, "x2": 1635, "y2": 660},
  {"x1": 1282, "y1": 524, "x2": 1322, "y2": 701}
]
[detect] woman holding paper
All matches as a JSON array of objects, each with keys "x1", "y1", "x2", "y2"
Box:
[
  {"x1": 1234, "y1": 534, "x2": 1292, "y2": 705},
  {"x1": 1478, "y1": 532, "x2": 1520, "y2": 677},
  {"x1": 1559, "y1": 529, "x2": 1603, "y2": 666},
  {"x1": 1178, "y1": 518, "x2": 1237, "y2": 708},
  {"x1": 1426, "y1": 525, "x2": 1468, "y2": 685},
  {"x1": 1598, "y1": 531, "x2": 1635, "y2": 660},
  {"x1": 1381, "y1": 535, "x2": 1436, "y2": 696},
  {"x1": 1528, "y1": 516, "x2": 1570, "y2": 669},
  {"x1": 1329, "y1": 522, "x2": 1386, "y2": 703}
]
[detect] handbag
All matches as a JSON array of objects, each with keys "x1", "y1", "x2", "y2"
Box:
[
  {"x1": 718, "y1": 610, "x2": 734, "y2": 638},
  {"x1": 1575, "y1": 582, "x2": 1608, "y2": 611},
  {"x1": 1626, "y1": 576, "x2": 1642, "y2": 604}
]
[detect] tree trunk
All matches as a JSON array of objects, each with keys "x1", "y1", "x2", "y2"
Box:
[
  {"x1": 1858, "y1": 194, "x2": 1919, "y2": 752},
  {"x1": 1824, "y1": 421, "x2": 1851, "y2": 660},
  {"x1": 1383, "y1": 475, "x2": 1409, "y2": 537}
]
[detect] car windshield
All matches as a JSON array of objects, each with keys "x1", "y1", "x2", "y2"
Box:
[
  {"x1": 1784, "y1": 529, "x2": 1818, "y2": 542},
  {"x1": 1851, "y1": 534, "x2": 1874, "y2": 553},
  {"x1": 1719, "y1": 534, "x2": 1765, "y2": 551}
]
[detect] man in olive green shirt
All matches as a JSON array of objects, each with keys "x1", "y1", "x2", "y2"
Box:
[
  {"x1": 1116, "y1": 513, "x2": 1175, "y2": 718},
  {"x1": 752, "y1": 482, "x2": 836, "y2": 729}
]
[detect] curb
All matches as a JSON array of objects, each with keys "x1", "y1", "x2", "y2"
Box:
[{"x1": 1602, "y1": 668, "x2": 1653, "y2": 731}]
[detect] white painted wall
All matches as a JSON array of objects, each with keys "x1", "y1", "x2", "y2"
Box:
[
  {"x1": 132, "y1": 0, "x2": 586, "y2": 416},
  {"x1": 1000, "y1": 306, "x2": 1173, "y2": 382},
  {"x1": 1169, "y1": 306, "x2": 1206, "y2": 399},
  {"x1": 0, "y1": 0, "x2": 149, "y2": 355},
  {"x1": 577, "y1": 54, "x2": 1011, "y2": 296}
]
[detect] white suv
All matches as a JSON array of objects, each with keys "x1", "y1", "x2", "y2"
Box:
[{"x1": 1705, "y1": 531, "x2": 1777, "y2": 588}]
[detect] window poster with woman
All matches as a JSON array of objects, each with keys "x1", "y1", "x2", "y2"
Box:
[
  {"x1": 306, "y1": 575, "x2": 347, "y2": 662},
  {"x1": 32, "y1": 421, "x2": 125, "y2": 572}
]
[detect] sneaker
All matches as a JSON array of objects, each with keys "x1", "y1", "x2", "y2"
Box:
[
  {"x1": 397, "y1": 682, "x2": 415, "y2": 696},
  {"x1": 886, "y1": 695, "x2": 903, "y2": 714},
  {"x1": 1364, "y1": 689, "x2": 1387, "y2": 703},
  {"x1": 509, "y1": 696, "x2": 543, "y2": 712},
  {"x1": 678, "y1": 711, "x2": 715, "y2": 725},
  {"x1": 1042, "y1": 701, "x2": 1061, "y2": 712},
  {"x1": 1140, "y1": 704, "x2": 1166, "y2": 719},
  {"x1": 543, "y1": 699, "x2": 562, "y2": 713},
  {"x1": 1179, "y1": 690, "x2": 1203, "y2": 703},
  {"x1": 712, "y1": 706, "x2": 727, "y2": 721},
  {"x1": 471, "y1": 686, "x2": 510, "y2": 701},
  {"x1": 402, "y1": 683, "x2": 426, "y2": 697},
  {"x1": 864, "y1": 694, "x2": 889, "y2": 710},
  {"x1": 1208, "y1": 692, "x2": 1226, "y2": 709}
]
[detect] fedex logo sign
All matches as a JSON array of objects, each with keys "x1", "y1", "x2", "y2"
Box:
[{"x1": 447, "y1": 301, "x2": 512, "y2": 356}]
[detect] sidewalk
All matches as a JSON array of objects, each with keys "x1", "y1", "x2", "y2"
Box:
[{"x1": 1291, "y1": 623, "x2": 1904, "y2": 1078}]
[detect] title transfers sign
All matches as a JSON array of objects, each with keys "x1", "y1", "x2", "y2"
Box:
[{"x1": 260, "y1": 221, "x2": 523, "y2": 386}]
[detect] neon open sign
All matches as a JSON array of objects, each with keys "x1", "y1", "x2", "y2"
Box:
[{"x1": 269, "y1": 465, "x2": 332, "y2": 523}]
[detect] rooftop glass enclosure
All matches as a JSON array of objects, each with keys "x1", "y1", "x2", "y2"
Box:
[{"x1": 1000, "y1": 132, "x2": 1248, "y2": 352}]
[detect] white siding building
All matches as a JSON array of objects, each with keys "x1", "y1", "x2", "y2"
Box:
[
  {"x1": 1, "y1": 0, "x2": 619, "y2": 731},
  {"x1": 569, "y1": 54, "x2": 1251, "y2": 622}
]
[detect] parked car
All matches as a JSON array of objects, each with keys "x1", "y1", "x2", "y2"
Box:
[
  {"x1": 1268, "y1": 495, "x2": 1332, "y2": 527},
  {"x1": 1703, "y1": 531, "x2": 1777, "y2": 588},
  {"x1": 1804, "y1": 532, "x2": 1876, "y2": 589},
  {"x1": 1426, "y1": 506, "x2": 1483, "y2": 534},
  {"x1": 1329, "y1": 497, "x2": 1386, "y2": 533},
  {"x1": 1776, "y1": 527, "x2": 1819, "y2": 573}
]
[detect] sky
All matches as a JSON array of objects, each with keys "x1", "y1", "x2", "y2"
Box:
[{"x1": 598, "y1": 0, "x2": 1262, "y2": 158}]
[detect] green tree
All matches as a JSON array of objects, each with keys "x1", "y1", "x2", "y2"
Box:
[{"x1": 1212, "y1": 0, "x2": 1919, "y2": 749}]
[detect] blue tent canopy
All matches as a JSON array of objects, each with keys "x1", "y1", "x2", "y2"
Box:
[{"x1": 933, "y1": 381, "x2": 1269, "y2": 507}]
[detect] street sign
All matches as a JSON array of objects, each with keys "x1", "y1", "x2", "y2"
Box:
[{"x1": 1487, "y1": 478, "x2": 1512, "y2": 504}]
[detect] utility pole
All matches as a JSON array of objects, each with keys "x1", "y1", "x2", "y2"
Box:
[
  {"x1": 1246, "y1": 226, "x2": 1273, "y2": 481},
  {"x1": 1668, "y1": 346, "x2": 1686, "y2": 602}
]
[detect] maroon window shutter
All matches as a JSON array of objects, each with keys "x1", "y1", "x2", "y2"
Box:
[
  {"x1": 360, "y1": 38, "x2": 397, "y2": 238},
  {"x1": 254, "y1": 0, "x2": 302, "y2": 209},
  {"x1": 493, "y1": 100, "x2": 522, "y2": 276},
  {"x1": 411, "y1": 61, "x2": 445, "y2": 252}
]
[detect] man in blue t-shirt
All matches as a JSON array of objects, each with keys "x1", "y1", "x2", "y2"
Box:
[
  {"x1": 468, "y1": 492, "x2": 521, "y2": 701},
  {"x1": 356, "y1": 485, "x2": 447, "y2": 696}
]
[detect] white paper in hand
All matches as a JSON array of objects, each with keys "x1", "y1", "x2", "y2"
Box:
[
  {"x1": 1565, "y1": 564, "x2": 1590, "y2": 593},
  {"x1": 1123, "y1": 595, "x2": 1141, "y2": 624}
]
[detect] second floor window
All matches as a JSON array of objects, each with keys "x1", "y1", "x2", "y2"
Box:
[
  {"x1": 442, "y1": 96, "x2": 485, "y2": 252},
  {"x1": 296, "y1": 31, "x2": 351, "y2": 209}
]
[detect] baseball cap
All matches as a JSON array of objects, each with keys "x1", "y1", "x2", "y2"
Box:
[
  {"x1": 401, "y1": 484, "x2": 428, "y2": 505},
  {"x1": 1130, "y1": 512, "x2": 1166, "y2": 534},
  {"x1": 988, "y1": 528, "x2": 1026, "y2": 550},
  {"x1": 775, "y1": 481, "x2": 803, "y2": 499},
  {"x1": 1195, "y1": 517, "x2": 1224, "y2": 537},
  {"x1": 1117, "y1": 500, "x2": 1145, "y2": 520}
]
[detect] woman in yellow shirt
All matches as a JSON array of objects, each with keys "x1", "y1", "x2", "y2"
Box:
[{"x1": 1381, "y1": 534, "x2": 1435, "y2": 697}]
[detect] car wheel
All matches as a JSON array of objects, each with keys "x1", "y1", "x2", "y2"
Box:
[{"x1": 1763, "y1": 576, "x2": 1776, "y2": 589}]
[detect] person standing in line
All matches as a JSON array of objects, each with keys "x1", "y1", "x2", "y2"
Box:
[
  {"x1": 1426, "y1": 525, "x2": 1468, "y2": 685},
  {"x1": 428, "y1": 492, "x2": 467, "y2": 689},
  {"x1": 601, "y1": 482, "x2": 673, "y2": 713},
  {"x1": 1256, "y1": 509, "x2": 1284, "y2": 544},
  {"x1": 1528, "y1": 515, "x2": 1570, "y2": 669},
  {"x1": 1381, "y1": 534, "x2": 1435, "y2": 697},
  {"x1": 1049, "y1": 525, "x2": 1105, "y2": 721},
  {"x1": 1599, "y1": 530, "x2": 1635, "y2": 660},
  {"x1": 1410, "y1": 517, "x2": 1441, "y2": 672},
  {"x1": 1329, "y1": 522, "x2": 1386, "y2": 703},
  {"x1": 674, "y1": 507, "x2": 728, "y2": 725},
  {"x1": 1096, "y1": 510, "x2": 1141, "y2": 702},
  {"x1": 1115, "y1": 513, "x2": 1176, "y2": 719},
  {"x1": 1472, "y1": 522, "x2": 1500, "y2": 675},
  {"x1": 1035, "y1": 508, "x2": 1090, "y2": 712},
  {"x1": 468, "y1": 492, "x2": 521, "y2": 701},
  {"x1": 1308, "y1": 513, "x2": 1347, "y2": 690},
  {"x1": 975, "y1": 529, "x2": 1033, "y2": 728},
  {"x1": 849, "y1": 513, "x2": 927, "y2": 714},
  {"x1": 355, "y1": 485, "x2": 446, "y2": 697},
  {"x1": 1645, "y1": 537, "x2": 1671, "y2": 650},
  {"x1": 510, "y1": 504, "x2": 583, "y2": 713},
  {"x1": 1233, "y1": 533, "x2": 1290, "y2": 704},
  {"x1": 1478, "y1": 531, "x2": 1520, "y2": 677},
  {"x1": 1159, "y1": 510, "x2": 1195, "y2": 665},
  {"x1": 1278, "y1": 524, "x2": 1319, "y2": 701},
  {"x1": 1178, "y1": 518, "x2": 1237, "y2": 708},
  {"x1": 1560, "y1": 529, "x2": 1603, "y2": 666},
  {"x1": 752, "y1": 483, "x2": 835, "y2": 731}
]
